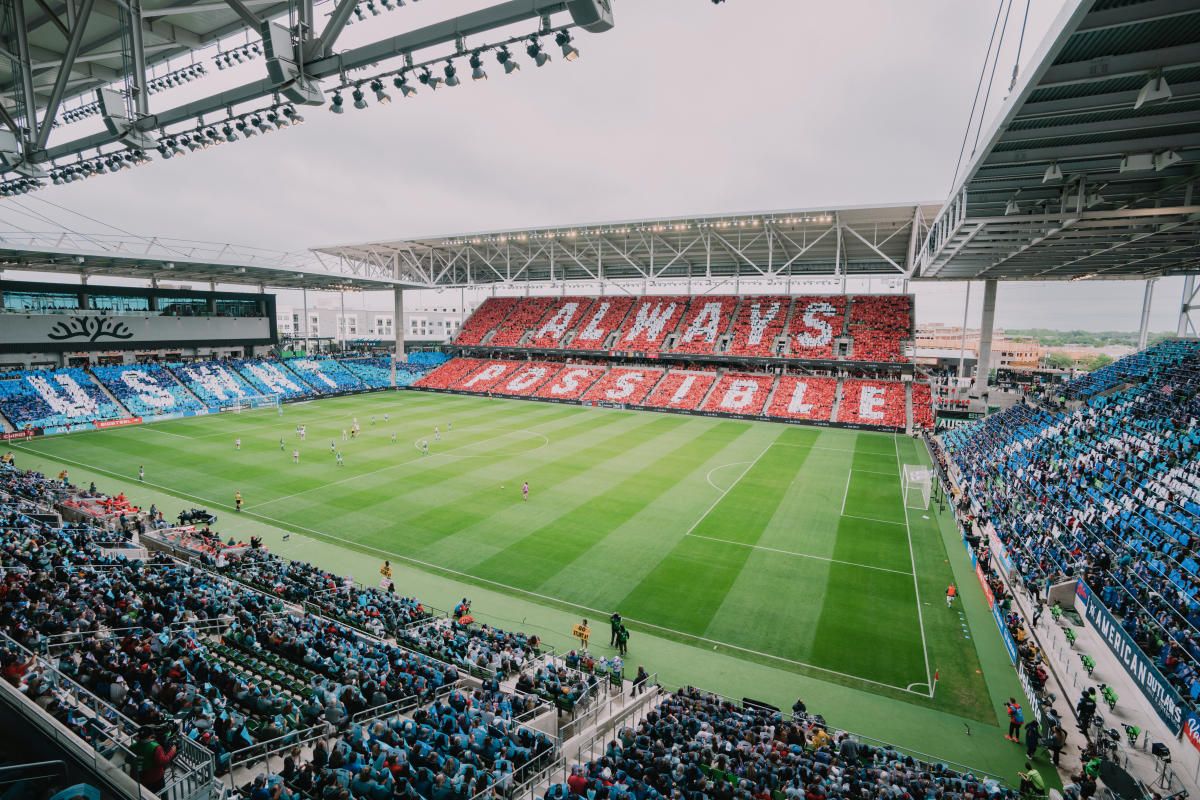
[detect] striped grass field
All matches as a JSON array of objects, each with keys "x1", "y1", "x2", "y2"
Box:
[{"x1": 8, "y1": 390, "x2": 994, "y2": 721}]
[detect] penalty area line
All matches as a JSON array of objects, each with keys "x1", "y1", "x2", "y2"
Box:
[{"x1": 6, "y1": 441, "x2": 930, "y2": 699}]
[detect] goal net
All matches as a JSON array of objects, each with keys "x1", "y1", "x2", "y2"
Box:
[
  {"x1": 902, "y1": 465, "x2": 932, "y2": 510},
  {"x1": 229, "y1": 394, "x2": 281, "y2": 414}
]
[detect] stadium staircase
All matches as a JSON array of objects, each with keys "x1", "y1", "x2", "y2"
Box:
[
  {"x1": 904, "y1": 382, "x2": 914, "y2": 433},
  {"x1": 0, "y1": 410, "x2": 13, "y2": 433},
  {"x1": 761, "y1": 373, "x2": 783, "y2": 412},
  {"x1": 695, "y1": 368, "x2": 725, "y2": 409},
  {"x1": 830, "y1": 377, "x2": 844, "y2": 421}
]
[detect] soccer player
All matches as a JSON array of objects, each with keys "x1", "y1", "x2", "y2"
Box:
[
  {"x1": 342, "y1": 429, "x2": 349, "y2": 442},
  {"x1": 522, "y1": 481, "x2": 529, "y2": 502},
  {"x1": 384, "y1": 413, "x2": 390, "y2": 423},
  {"x1": 434, "y1": 426, "x2": 440, "y2": 441},
  {"x1": 234, "y1": 491, "x2": 243, "y2": 512},
  {"x1": 370, "y1": 415, "x2": 376, "y2": 426},
  {"x1": 946, "y1": 583, "x2": 957, "y2": 607},
  {"x1": 299, "y1": 425, "x2": 306, "y2": 441},
  {"x1": 390, "y1": 432, "x2": 397, "y2": 444},
  {"x1": 336, "y1": 451, "x2": 344, "y2": 467},
  {"x1": 421, "y1": 440, "x2": 429, "y2": 456},
  {"x1": 277, "y1": 403, "x2": 283, "y2": 416},
  {"x1": 280, "y1": 437, "x2": 285, "y2": 451},
  {"x1": 330, "y1": 440, "x2": 337, "y2": 454},
  {"x1": 447, "y1": 421, "x2": 452, "y2": 432},
  {"x1": 138, "y1": 465, "x2": 145, "y2": 482},
  {"x1": 292, "y1": 449, "x2": 300, "y2": 464}
]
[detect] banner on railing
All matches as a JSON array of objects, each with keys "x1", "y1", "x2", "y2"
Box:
[
  {"x1": 992, "y1": 605, "x2": 1018, "y2": 664},
  {"x1": 1075, "y1": 581, "x2": 1185, "y2": 734}
]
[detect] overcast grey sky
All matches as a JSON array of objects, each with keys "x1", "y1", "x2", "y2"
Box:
[{"x1": 0, "y1": 0, "x2": 1182, "y2": 331}]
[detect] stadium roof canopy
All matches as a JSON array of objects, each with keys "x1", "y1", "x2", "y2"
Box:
[
  {"x1": 0, "y1": 230, "x2": 409, "y2": 289},
  {"x1": 314, "y1": 203, "x2": 941, "y2": 289},
  {"x1": 0, "y1": 0, "x2": 614, "y2": 182},
  {"x1": 916, "y1": 0, "x2": 1200, "y2": 282}
]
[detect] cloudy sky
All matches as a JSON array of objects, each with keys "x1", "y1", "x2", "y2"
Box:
[{"x1": 0, "y1": 0, "x2": 1181, "y2": 331}]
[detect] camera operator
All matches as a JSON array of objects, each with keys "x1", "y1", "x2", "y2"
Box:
[{"x1": 134, "y1": 723, "x2": 178, "y2": 792}]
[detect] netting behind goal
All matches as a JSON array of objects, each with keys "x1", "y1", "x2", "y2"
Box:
[
  {"x1": 902, "y1": 465, "x2": 932, "y2": 510},
  {"x1": 230, "y1": 394, "x2": 281, "y2": 413}
]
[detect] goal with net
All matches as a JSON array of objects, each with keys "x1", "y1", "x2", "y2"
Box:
[
  {"x1": 902, "y1": 464, "x2": 932, "y2": 510},
  {"x1": 228, "y1": 394, "x2": 282, "y2": 414}
]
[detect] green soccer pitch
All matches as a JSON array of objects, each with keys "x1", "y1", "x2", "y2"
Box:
[{"x1": 7, "y1": 389, "x2": 1038, "y2": 772}]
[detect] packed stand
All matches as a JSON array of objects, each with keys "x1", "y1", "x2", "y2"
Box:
[
  {"x1": 701, "y1": 373, "x2": 774, "y2": 416},
  {"x1": 168, "y1": 361, "x2": 260, "y2": 408},
  {"x1": 672, "y1": 297, "x2": 739, "y2": 355},
  {"x1": 526, "y1": 298, "x2": 598, "y2": 349},
  {"x1": 533, "y1": 366, "x2": 606, "y2": 401},
  {"x1": 548, "y1": 688, "x2": 1015, "y2": 800},
  {"x1": 489, "y1": 298, "x2": 559, "y2": 348},
  {"x1": 786, "y1": 296, "x2": 847, "y2": 360},
  {"x1": 846, "y1": 296, "x2": 911, "y2": 363},
  {"x1": 767, "y1": 376, "x2": 837, "y2": 422},
  {"x1": 614, "y1": 297, "x2": 690, "y2": 353},
  {"x1": 283, "y1": 358, "x2": 365, "y2": 393},
  {"x1": 233, "y1": 359, "x2": 314, "y2": 400},
  {"x1": 570, "y1": 297, "x2": 635, "y2": 352},
  {"x1": 580, "y1": 368, "x2": 664, "y2": 406},
  {"x1": 339, "y1": 356, "x2": 430, "y2": 388},
  {"x1": 90, "y1": 363, "x2": 205, "y2": 417},
  {"x1": 0, "y1": 368, "x2": 125, "y2": 429},
  {"x1": 1061, "y1": 339, "x2": 1195, "y2": 401},
  {"x1": 726, "y1": 296, "x2": 790, "y2": 358},
  {"x1": 415, "y1": 358, "x2": 492, "y2": 391},
  {"x1": 837, "y1": 380, "x2": 906, "y2": 428},
  {"x1": 642, "y1": 370, "x2": 717, "y2": 411},
  {"x1": 911, "y1": 383, "x2": 934, "y2": 430},
  {"x1": 942, "y1": 340, "x2": 1200, "y2": 705},
  {"x1": 454, "y1": 297, "x2": 521, "y2": 346},
  {"x1": 493, "y1": 362, "x2": 563, "y2": 397}
]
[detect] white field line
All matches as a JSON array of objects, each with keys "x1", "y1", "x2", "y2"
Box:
[
  {"x1": 841, "y1": 513, "x2": 908, "y2": 528},
  {"x1": 685, "y1": 533, "x2": 913, "y2": 576},
  {"x1": 895, "y1": 433, "x2": 933, "y2": 697},
  {"x1": 681, "y1": 441, "x2": 774, "y2": 540},
  {"x1": 840, "y1": 470, "x2": 853, "y2": 516},
  {"x1": 253, "y1": 427, "x2": 551, "y2": 511},
  {"x1": 7, "y1": 435, "x2": 932, "y2": 699},
  {"x1": 705, "y1": 461, "x2": 752, "y2": 492}
]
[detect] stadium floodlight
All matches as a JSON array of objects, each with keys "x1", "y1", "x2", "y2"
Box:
[
  {"x1": 1119, "y1": 153, "x2": 1153, "y2": 173},
  {"x1": 353, "y1": 87, "x2": 368, "y2": 109},
  {"x1": 330, "y1": 92, "x2": 345, "y2": 113},
  {"x1": 470, "y1": 52, "x2": 488, "y2": 81},
  {"x1": 283, "y1": 105, "x2": 305, "y2": 125},
  {"x1": 222, "y1": 124, "x2": 237, "y2": 142},
  {"x1": 266, "y1": 111, "x2": 284, "y2": 129},
  {"x1": 497, "y1": 46, "x2": 520, "y2": 74},
  {"x1": 444, "y1": 61, "x2": 460, "y2": 87},
  {"x1": 420, "y1": 67, "x2": 443, "y2": 90},
  {"x1": 526, "y1": 37, "x2": 551, "y2": 67},
  {"x1": 393, "y1": 75, "x2": 417, "y2": 97},
  {"x1": 1134, "y1": 73, "x2": 1171, "y2": 110},
  {"x1": 237, "y1": 118, "x2": 255, "y2": 137},
  {"x1": 556, "y1": 30, "x2": 579, "y2": 61},
  {"x1": 251, "y1": 114, "x2": 269, "y2": 133},
  {"x1": 371, "y1": 79, "x2": 391, "y2": 104},
  {"x1": 1154, "y1": 149, "x2": 1182, "y2": 171},
  {"x1": 1042, "y1": 162, "x2": 1062, "y2": 183}
]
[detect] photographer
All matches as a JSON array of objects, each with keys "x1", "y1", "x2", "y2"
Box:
[{"x1": 134, "y1": 724, "x2": 178, "y2": 792}]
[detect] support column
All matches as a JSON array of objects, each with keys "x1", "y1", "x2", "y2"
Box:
[
  {"x1": 1177, "y1": 275, "x2": 1196, "y2": 337},
  {"x1": 956, "y1": 282, "x2": 971, "y2": 380},
  {"x1": 1137, "y1": 279, "x2": 1156, "y2": 350},
  {"x1": 302, "y1": 287, "x2": 310, "y2": 353},
  {"x1": 391, "y1": 286, "x2": 405, "y2": 388},
  {"x1": 971, "y1": 280, "x2": 997, "y2": 399}
]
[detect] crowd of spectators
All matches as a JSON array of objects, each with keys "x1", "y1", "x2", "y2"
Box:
[
  {"x1": 942, "y1": 339, "x2": 1200, "y2": 707},
  {"x1": 547, "y1": 687, "x2": 1015, "y2": 800},
  {"x1": 91, "y1": 363, "x2": 206, "y2": 417},
  {"x1": 0, "y1": 367, "x2": 124, "y2": 429}
]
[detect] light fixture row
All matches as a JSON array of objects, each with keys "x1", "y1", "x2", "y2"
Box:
[{"x1": 439, "y1": 217, "x2": 835, "y2": 245}]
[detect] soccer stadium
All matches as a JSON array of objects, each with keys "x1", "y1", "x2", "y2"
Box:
[{"x1": 0, "y1": 2, "x2": 1198, "y2": 800}]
